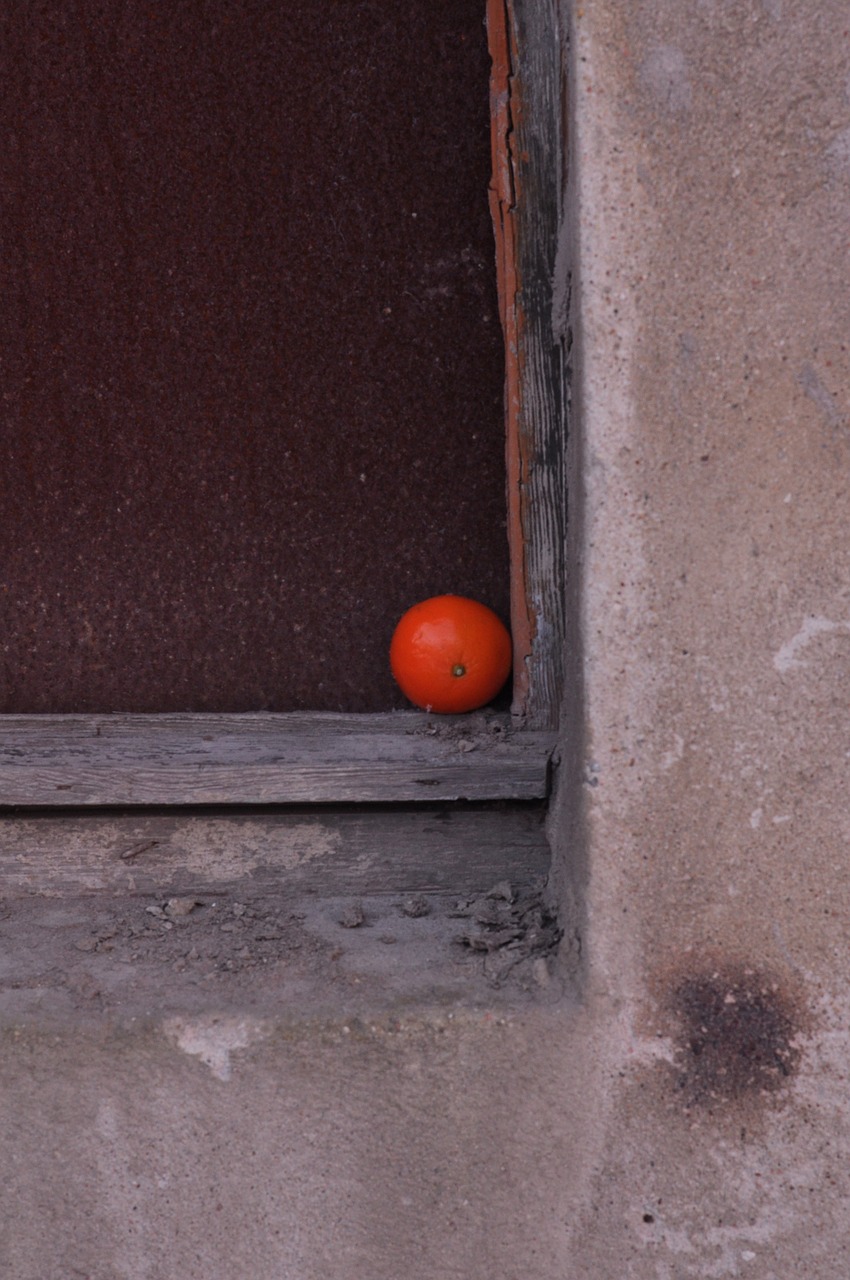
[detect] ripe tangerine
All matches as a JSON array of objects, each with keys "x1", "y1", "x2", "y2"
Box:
[{"x1": 390, "y1": 595, "x2": 512, "y2": 714}]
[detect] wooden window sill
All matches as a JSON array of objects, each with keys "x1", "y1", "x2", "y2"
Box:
[{"x1": 0, "y1": 712, "x2": 556, "y2": 807}]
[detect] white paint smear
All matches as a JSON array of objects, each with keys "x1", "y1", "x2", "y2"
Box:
[
  {"x1": 660, "y1": 734, "x2": 685, "y2": 771},
  {"x1": 773, "y1": 616, "x2": 850, "y2": 673}
]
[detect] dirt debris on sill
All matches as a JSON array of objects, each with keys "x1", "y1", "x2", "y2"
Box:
[
  {"x1": 89, "y1": 881, "x2": 562, "y2": 990},
  {"x1": 451, "y1": 879, "x2": 562, "y2": 988},
  {"x1": 0, "y1": 879, "x2": 564, "y2": 1019},
  {"x1": 71, "y1": 896, "x2": 313, "y2": 977},
  {"x1": 420, "y1": 710, "x2": 508, "y2": 751}
]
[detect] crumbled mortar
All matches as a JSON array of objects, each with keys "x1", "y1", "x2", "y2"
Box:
[{"x1": 451, "y1": 880, "x2": 562, "y2": 987}]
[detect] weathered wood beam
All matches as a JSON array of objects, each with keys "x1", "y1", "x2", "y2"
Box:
[
  {"x1": 0, "y1": 803, "x2": 550, "y2": 898},
  {"x1": 488, "y1": 0, "x2": 568, "y2": 729},
  {"x1": 0, "y1": 712, "x2": 555, "y2": 806}
]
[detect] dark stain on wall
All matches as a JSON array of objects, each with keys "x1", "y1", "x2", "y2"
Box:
[{"x1": 669, "y1": 966, "x2": 804, "y2": 1108}]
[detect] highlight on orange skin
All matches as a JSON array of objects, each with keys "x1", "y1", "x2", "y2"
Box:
[{"x1": 389, "y1": 594, "x2": 512, "y2": 714}]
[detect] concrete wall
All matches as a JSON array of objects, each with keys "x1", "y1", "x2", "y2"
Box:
[
  {"x1": 4, "y1": 3, "x2": 850, "y2": 1277},
  {"x1": 555, "y1": 0, "x2": 850, "y2": 1273}
]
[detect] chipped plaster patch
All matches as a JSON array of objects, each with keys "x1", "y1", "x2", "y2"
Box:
[
  {"x1": 772, "y1": 616, "x2": 850, "y2": 673},
  {"x1": 163, "y1": 1015, "x2": 269, "y2": 1081},
  {"x1": 172, "y1": 819, "x2": 340, "y2": 880},
  {"x1": 640, "y1": 46, "x2": 692, "y2": 113}
]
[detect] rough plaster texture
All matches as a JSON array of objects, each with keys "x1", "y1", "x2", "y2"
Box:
[
  {"x1": 0, "y1": 1008, "x2": 585, "y2": 1280},
  {"x1": 4, "y1": 3, "x2": 850, "y2": 1277},
  {"x1": 552, "y1": 0, "x2": 850, "y2": 1274}
]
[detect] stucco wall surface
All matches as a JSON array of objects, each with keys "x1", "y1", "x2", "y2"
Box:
[
  {"x1": 558, "y1": 0, "x2": 850, "y2": 1274},
  {"x1": 4, "y1": 4, "x2": 850, "y2": 1277},
  {"x1": 0, "y1": 1007, "x2": 583, "y2": 1280}
]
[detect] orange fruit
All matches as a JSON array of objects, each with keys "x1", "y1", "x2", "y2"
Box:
[{"x1": 390, "y1": 595, "x2": 512, "y2": 714}]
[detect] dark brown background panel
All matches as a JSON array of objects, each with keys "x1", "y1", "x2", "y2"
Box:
[{"x1": 0, "y1": 1, "x2": 507, "y2": 713}]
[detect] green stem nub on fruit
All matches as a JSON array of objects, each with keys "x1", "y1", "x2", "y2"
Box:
[{"x1": 452, "y1": 664, "x2": 466, "y2": 678}]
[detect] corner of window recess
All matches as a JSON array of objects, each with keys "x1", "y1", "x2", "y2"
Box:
[
  {"x1": 0, "y1": 0, "x2": 567, "y2": 812},
  {"x1": 487, "y1": 0, "x2": 568, "y2": 733}
]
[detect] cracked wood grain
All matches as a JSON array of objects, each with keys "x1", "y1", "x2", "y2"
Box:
[
  {"x1": 487, "y1": 0, "x2": 568, "y2": 728},
  {"x1": 0, "y1": 804, "x2": 550, "y2": 897},
  {"x1": 0, "y1": 712, "x2": 555, "y2": 806}
]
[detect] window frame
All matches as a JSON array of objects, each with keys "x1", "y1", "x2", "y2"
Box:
[{"x1": 0, "y1": 0, "x2": 566, "y2": 811}]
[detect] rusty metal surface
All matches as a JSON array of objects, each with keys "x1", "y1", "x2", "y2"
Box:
[{"x1": 0, "y1": 2, "x2": 507, "y2": 712}]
